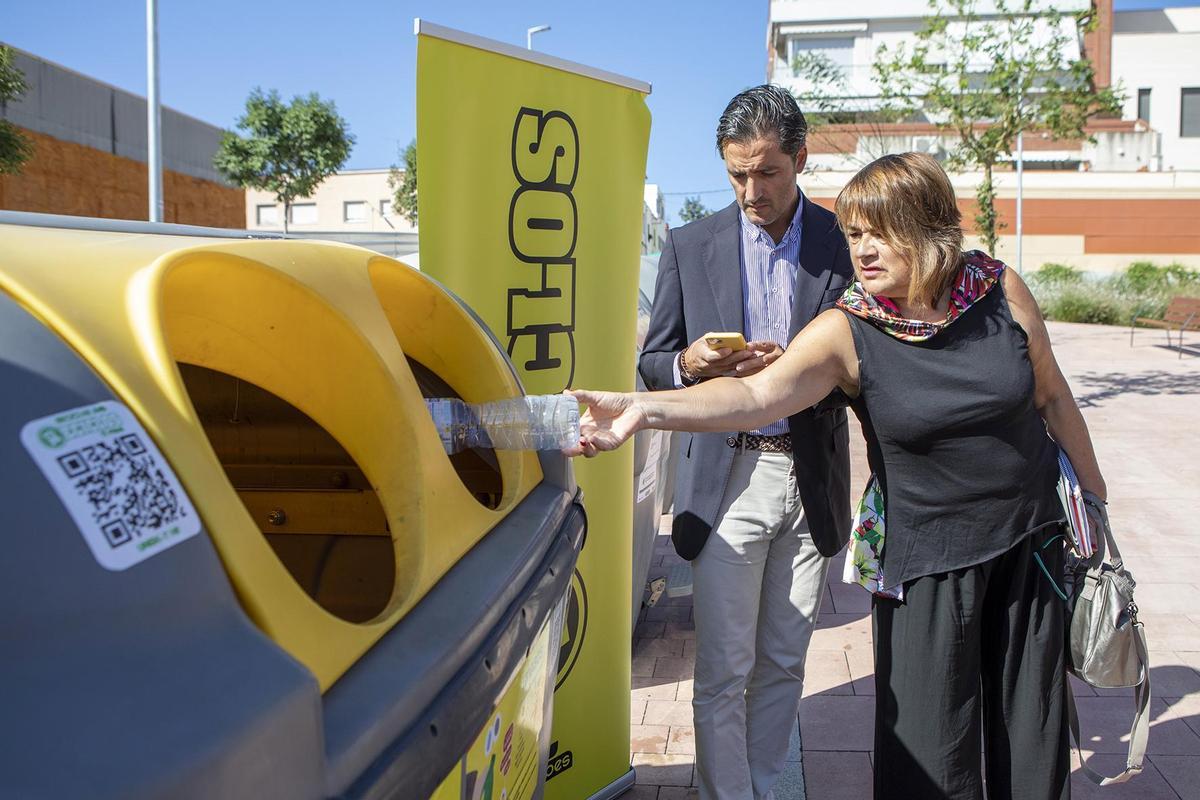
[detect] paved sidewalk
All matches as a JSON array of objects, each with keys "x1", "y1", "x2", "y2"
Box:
[{"x1": 627, "y1": 321, "x2": 1200, "y2": 799}]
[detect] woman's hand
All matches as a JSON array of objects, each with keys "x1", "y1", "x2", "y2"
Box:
[
  {"x1": 564, "y1": 389, "x2": 644, "y2": 457},
  {"x1": 560, "y1": 310, "x2": 856, "y2": 458},
  {"x1": 1082, "y1": 490, "x2": 1108, "y2": 553},
  {"x1": 731, "y1": 341, "x2": 785, "y2": 377}
]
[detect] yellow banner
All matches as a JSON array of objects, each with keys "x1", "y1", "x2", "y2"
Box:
[{"x1": 417, "y1": 24, "x2": 650, "y2": 799}]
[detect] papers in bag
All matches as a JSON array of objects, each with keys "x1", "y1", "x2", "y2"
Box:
[
  {"x1": 842, "y1": 475, "x2": 904, "y2": 600},
  {"x1": 1057, "y1": 448, "x2": 1095, "y2": 558}
]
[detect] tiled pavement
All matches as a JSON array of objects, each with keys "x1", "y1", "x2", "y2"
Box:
[{"x1": 627, "y1": 322, "x2": 1200, "y2": 799}]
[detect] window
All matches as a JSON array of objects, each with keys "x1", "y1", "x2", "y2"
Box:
[
  {"x1": 380, "y1": 199, "x2": 393, "y2": 218},
  {"x1": 789, "y1": 36, "x2": 856, "y2": 72},
  {"x1": 1182, "y1": 88, "x2": 1200, "y2": 138},
  {"x1": 288, "y1": 203, "x2": 318, "y2": 226},
  {"x1": 256, "y1": 204, "x2": 279, "y2": 226},
  {"x1": 343, "y1": 201, "x2": 368, "y2": 223},
  {"x1": 1137, "y1": 89, "x2": 1151, "y2": 124}
]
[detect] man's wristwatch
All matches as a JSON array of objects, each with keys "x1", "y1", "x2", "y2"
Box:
[{"x1": 678, "y1": 349, "x2": 699, "y2": 385}]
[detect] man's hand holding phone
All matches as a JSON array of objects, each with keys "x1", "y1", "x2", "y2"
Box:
[{"x1": 683, "y1": 332, "x2": 781, "y2": 381}]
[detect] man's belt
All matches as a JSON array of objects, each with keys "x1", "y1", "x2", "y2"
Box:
[{"x1": 726, "y1": 432, "x2": 792, "y2": 453}]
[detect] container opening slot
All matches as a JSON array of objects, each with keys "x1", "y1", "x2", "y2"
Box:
[
  {"x1": 406, "y1": 356, "x2": 503, "y2": 510},
  {"x1": 177, "y1": 363, "x2": 394, "y2": 623}
]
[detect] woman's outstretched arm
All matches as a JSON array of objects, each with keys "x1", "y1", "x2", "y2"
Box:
[
  {"x1": 1004, "y1": 267, "x2": 1108, "y2": 501},
  {"x1": 568, "y1": 309, "x2": 856, "y2": 456}
]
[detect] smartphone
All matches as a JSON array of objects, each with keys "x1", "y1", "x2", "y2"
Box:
[{"x1": 703, "y1": 332, "x2": 747, "y2": 351}]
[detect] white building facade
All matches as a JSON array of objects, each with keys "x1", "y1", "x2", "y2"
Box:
[
  {"x1": 246, "y1": 169, "x2": 416, "y2": 234},
  {"x1": 643, "y1": 184, "x2": 668, "y2": 254},
  {"x1": 769, "y1": 0, "x2": 1087, "y2": 107},
  {"x1": 767, "y1": 0, "x2": 1200, "y2": 172},
  {"x1": 766, "y1": 0, "x2": 1200, "y2": 271},
  {"x1": 1111, "y1": 7, "x2": 1200, "y2": 171},
  {"x1": 248, "y1": 169, "x2": 669, "y2": 255}
]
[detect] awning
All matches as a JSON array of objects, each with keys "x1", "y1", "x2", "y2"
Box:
[{"x1": 777, "y1": 22, "x2": 868, "y2": 36}]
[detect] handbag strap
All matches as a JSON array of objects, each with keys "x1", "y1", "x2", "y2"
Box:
[{"x1": 1067, "y1": 620, "x2": 1151, "y2": 785}]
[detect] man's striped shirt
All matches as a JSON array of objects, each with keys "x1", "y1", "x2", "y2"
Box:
[{"x1": 741, "y1": 193, "x2": 803, "y2": 435}]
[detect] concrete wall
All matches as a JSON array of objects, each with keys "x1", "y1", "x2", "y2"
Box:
[
  {"x1": 1, "y1": 46, "x2": 230, "y2": 184},
  {"x1": 0, "y1": 128, "x2": 244, "y2": 227},
  {"x1": 0, "y1": 46, "x2": 242, "y2": 227}
]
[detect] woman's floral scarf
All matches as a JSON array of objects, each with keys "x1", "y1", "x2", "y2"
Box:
[
  {"x1": 835, "y1": 250, "x2": 1006, "y2": 342},
  {"x1": 838, "y1": 250, "x2": 1007, "y2": 600}
]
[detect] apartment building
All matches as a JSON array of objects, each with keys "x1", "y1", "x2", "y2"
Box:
[
  {"x1": 644, "y1": 184, "x2": 668, "y2": 254},
  {"x1": 1112, "y1": 7, "x2": 1200, "y2": 171},
  {"x1": 246, "y1": 169, "x2": 415, "y2": 235},
  {"x1": 765, "y1": 0, "x2": 1200, "y2": 270}
]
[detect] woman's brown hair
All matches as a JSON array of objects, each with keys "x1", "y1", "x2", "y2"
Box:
[{"x1": 834, "y1": 152, "x2": 964, "y2": 308}]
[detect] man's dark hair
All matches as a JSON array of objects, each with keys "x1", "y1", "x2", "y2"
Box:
[{"x1": 716, "y1": 84, "x2": 808, "y2": 157}]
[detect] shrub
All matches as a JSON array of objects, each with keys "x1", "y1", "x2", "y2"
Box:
[
  {"x1": 1035, "y1": 282, "x2": 1124, "y2": 325},
  {"x1": 1028, "y1": 260, "x2": 1200, "y2": 326},
  {"x1": 1029, "y1": 262, "x2": 1083, "y2": 286},
  {"x1": 1117, "y1": 261, "x2": 1200, "y2": 293}
]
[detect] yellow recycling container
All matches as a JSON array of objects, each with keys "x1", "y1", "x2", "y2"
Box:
[{"x1": 0, "y1": 214, "x2": 584, "y2": 800}]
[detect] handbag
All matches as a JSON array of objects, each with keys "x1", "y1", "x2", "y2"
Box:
[{"x1": 1062, "y1": 489, "x2": 1151, "y2": 786}]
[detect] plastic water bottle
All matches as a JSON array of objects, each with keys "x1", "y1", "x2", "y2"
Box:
[{"x1": 425, "y1": 395, "x2": 580, "y2": 454}]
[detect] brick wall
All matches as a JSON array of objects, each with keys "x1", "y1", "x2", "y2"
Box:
[
  {"x1": 808, "y1": 193, "x2": 1200, "y2": 272},
  {"x1": 981, "y1": 198, "x2": 1200, "y2": 255},
  {"x1": 0, "y1": 128, "x2": 244, "y2": 228},
  {"x1": 809, "y1": 195, "x2": 1200, "y2": 257}
]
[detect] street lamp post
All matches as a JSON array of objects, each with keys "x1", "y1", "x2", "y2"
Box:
[
  {"x1": 146, "y1": 0, "x2": 163, "y2": 223},
  {"x1": 1015, "y1": 128, "x2": 1024, "y2": 275},
  {"x1": 526, "y1": 25, "x2": 550, "y2": 50}
]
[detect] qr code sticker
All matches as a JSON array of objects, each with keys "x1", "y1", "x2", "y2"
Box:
[
  {"x1": 21, "y1": 402, "x2": 201, "y2": 571},
  {"x1": 55, "y1": 433, "x2": 188, "y2": 541}
]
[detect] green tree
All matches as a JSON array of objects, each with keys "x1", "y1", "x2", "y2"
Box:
[
  {"x1": 0, "y1": 45, "x2": 34, "y2": 175},
  {"x1": 872, "y1": 0, "x2": 1123, "y2": 253},
  {"x1": 388, "y1": 139, "x2": 418, "y2": 225},
  {"x1": 214, "y1": 88, "x2": 354, "y2": 232},
  {"x1": 678, "y1": 196, "x2": 712, "y2": 224},
  {"x1": 792, "y1": 51, "x2": 860, "y2": 127},
  {"x1": 790, "y1": 51, "x2": 906, "y2": 166}
]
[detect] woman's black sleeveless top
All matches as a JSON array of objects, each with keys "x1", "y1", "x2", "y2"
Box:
[{"x1": 844, "y1": 284, "x2": 1064, "y2": 588}]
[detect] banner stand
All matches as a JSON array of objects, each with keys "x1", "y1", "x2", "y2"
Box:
[
  {"x1": 586, "y1": 769, "x2": 637, "y2": 800},
  {"x1": 415, "y1": 19, "x2": 652, "y2": 800}
]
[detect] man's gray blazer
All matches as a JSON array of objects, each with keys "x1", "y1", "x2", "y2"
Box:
[{"x1": 638, "y1": 198, "x2": 854, "y2": 560}]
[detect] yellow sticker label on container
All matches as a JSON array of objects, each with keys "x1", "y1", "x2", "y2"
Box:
[{"x1": 430, "y1": 608, "x2": 558, "y2": 800}]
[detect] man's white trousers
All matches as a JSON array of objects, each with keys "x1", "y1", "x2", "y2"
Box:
[{"x1": 691, "y1": 448, "x2": 829, "y2": 800}]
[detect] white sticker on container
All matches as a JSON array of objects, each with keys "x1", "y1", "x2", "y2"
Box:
[
  {"x1": 20, "y1": 401, "x2": 202, "y2": 571},
  {"x1": 636, "y1": 430, "x2": 662, "y2": 504}
]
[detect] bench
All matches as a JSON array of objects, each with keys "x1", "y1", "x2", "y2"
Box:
[{"x1": 1131, "y1": 296, "x2": 1200, "y2": 357}]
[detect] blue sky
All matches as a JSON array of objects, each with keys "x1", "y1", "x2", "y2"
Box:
[{"x1": 4, "y1": 0, "x2": 1191, "y2": 224}]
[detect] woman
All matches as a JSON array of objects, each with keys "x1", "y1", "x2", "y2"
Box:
[{"x1": 570, "y1": 152, "x2": 1106, "y2": 800}]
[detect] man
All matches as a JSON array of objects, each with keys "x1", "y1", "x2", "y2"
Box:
[{"x1": 639, "y1": 85, "x2": 853, "y2": 799}]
